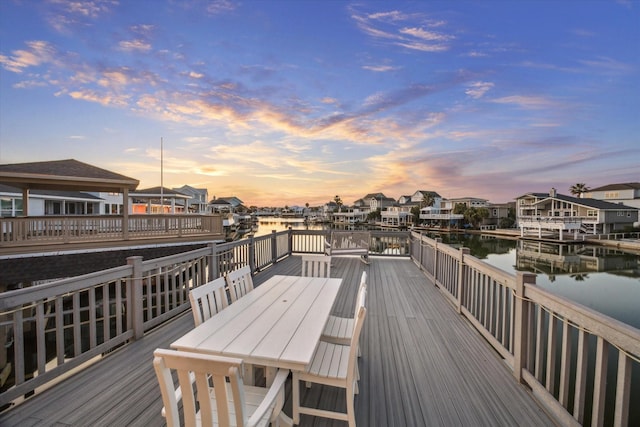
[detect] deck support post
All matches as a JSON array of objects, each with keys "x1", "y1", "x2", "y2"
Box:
[
  {"x1": 457, "y1": 248, "x2": 470, "y2": 313},
  {"x1": 271, "y1": 230, "x2": 278, "y2": 265},
  {"x1": 248, "y1": 234, "x2": 256, "y2": 273},
  {"x1": 208, "y1": 242, "x2": 219, "y2": 279},
  {"x1": 514, "y1": 272, "x2": 536, "y2": 383},
  {"x1": 127, "y1": 256, "x2": 145, "y2": 340},
  {"x1": 433, "y1": 238, "x2": 441, "y2": 286}
]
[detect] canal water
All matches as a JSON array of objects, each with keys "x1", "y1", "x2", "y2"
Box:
[{"x1": 253, "y1": 218, "x2": 640, "y2": 329}]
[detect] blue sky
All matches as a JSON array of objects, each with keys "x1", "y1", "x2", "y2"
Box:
[{"x1": 1, "y1": 0, "x2": 638, "y2": 207}]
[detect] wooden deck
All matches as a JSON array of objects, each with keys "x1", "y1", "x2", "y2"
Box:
[{"x1": 0, "y1": 255, "x2": 554, "y2": 427}]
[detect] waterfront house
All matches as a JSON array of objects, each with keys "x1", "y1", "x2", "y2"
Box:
[
  {"x1": 172, "y1": 185, "x2": 209, "y2": 214},
  {"x1": 585, "y1": 182, "x2": 640, "y2": 210},
  {"x1": 516, "y1": 188, "x2": 639, "y2": 239},
  {"x1": 380, "y1": 204, "x2": 413, "y2": 227},
  {"x1": 211, "y1": 196, "x2": 244, "y2": 211},
  {"x1": 0, "y1": 185, "x2": 104, "y2": 216},
  {"x1": 130, "y1": 186, "x2": 191, "y2": 214}
]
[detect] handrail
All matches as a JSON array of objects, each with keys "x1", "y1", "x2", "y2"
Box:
[
  {"x1": 0, "y1": 214, "x2": 225, "y2": 247},
  {"x1": 410, "y1": 230, "x2": 640, "y2": 426}
]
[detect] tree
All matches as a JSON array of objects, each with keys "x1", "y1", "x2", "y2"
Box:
[
  {"x1": 411, "y1": 205, "x2": 421, "y2": 224},
  {"x1": 464, "y1": 207, "x2": 490, "y2": 228},
  {"x1": 334, "y1": 195, "x2": 343, "y2": 212},
  {"x1": 569, "y1": 183, "x2": 590, "y2": 197},
  {"x1": 421, "y1": 192, "x2": 435, "y2": 209}
]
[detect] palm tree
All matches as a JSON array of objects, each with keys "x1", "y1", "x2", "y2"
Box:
[
  {"x1": 569, "y1": 183, "x2": 590, "y2": 197},
  {"x1": 334, "y1": 195, "x2": 343, "y2": 213},
  {"x1": 421, "y1": 192, "x2": 435, "y2": 209}
]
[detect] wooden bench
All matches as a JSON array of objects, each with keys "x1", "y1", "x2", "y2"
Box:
[{"x1": 325, "y1": 231, "x2": 370, "y2": 264}]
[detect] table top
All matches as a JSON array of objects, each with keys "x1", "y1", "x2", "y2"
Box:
[{"x1": 171, "y1": 274, "x2": 343, "y2": 371}]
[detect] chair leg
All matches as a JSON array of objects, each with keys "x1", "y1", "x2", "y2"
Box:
[
  {"x1": 292, "y1": 372, "x2": 301, "y2": 424},
  {"x1": 347, "y1": 383, "x2": 356, "y2": 427}
]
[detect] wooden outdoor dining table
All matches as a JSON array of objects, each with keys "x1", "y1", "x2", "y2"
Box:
[{"x1": 171, "y1": 274, "x2": 343, "y2": 374}]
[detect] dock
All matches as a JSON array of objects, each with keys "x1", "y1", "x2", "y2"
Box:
[{"x1": 0, "y1": 255, "x2": 553, "y2": 427}]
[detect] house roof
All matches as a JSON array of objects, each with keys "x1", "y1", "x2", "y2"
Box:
[
  {"x1": 131, "y1": 187, "x2": 190, "y2": 199},
  {"x1": 415, "y1": 190, "x2": 442, "y2": 198},
  {"x1": 531, "y1": 193, "x2": 637, "y2": 210},
  {"x1": 0, "y1": 159, "x2": 139, "y2": 192},
  {"x1": 589, "y1": 182, "x2": 640, "y2": 192}
]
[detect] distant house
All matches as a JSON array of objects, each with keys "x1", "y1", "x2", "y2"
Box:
[
  {"x1": 130, "y1": 187, "x2": 191, "y2": 214},
  {"x1": 361, "y1": 193, "x2": 394, "y2": 211},
  {"x1": 211, "y1": 196, "x2": 244, "y2": 212},
  {"x1": 584, "y1": 182, "x2": 640, "y2": 209},
  {"x1": 516, "y1": 188, "x2": 638, "y2": 239},
  {"x1": 173, "y1": 185, "x2": 209, "y2": 214},
  {"x1": 209, "y1": 198, "x2": 234, "y2": 213}
]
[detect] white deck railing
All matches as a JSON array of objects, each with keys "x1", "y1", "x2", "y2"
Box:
[
  {"x1": 2, "y1": 229, "x2": 637, "y2": 425},
  {"x1": 0, "y1": 214, "x2": 224, "y2": 246},
  {"x1": 410, "y1": 231, "x2": 639, "y2": 427},
  {"x1": 0, "y1": 229, "x2": 409, "y2": 405}
]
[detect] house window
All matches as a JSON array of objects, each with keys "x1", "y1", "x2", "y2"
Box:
[{"x1": 587, "y1": 210, "x2": 597, "y2": 217}]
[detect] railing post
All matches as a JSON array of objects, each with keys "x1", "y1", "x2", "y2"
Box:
[
  {"x1": 514, "y1": 271, "x2": 536, "y2": 383},
  {"x1": 288, "y1": 226, "x2": 293, "y2": 256},
  {"x1": 418, "y1": 232, "x2": 424, "y2": 270},
  {"x1": 271, "y1": 230, "x2": 277, "y2": 264},
  {"x1": 208, "y1": 242, "x2": 219, "y2": 279},
  {"x1": 457, "y1": 247, "x2": 470, "y2": 313},
  {"x1": 433, "y1": 238, "x2": 442, "y2": 285},
  {"x1": 127, "y1": 256, "x2": 145, "y2": 340},
  {"x1": 248, "y1": 234, "x2": 256, "y2": 273}
]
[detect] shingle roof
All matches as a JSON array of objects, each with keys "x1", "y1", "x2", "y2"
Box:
[
  {"x1": 533, "y1": 193, "x2": 637, "y2": 210},
  {"x1": 589, "y1": 182, "x2": 640, "y2": 192},
  {"x1": 0, "y1": 159, "x2": 139, "y2": 191}
]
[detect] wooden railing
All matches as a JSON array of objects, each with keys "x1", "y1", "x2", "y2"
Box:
[
  {"x1": 410, "y1": 231, "x2": 640, "y2": 427},
  {"x1": 0, "y1": 228, "x2": 410, "y2": 405},
  {"x1": 8, "y1": 228, "x2": 637, "y2": 425},
  {"x1": 0, "y1": 214, "x2": 224, "y2": 246}
]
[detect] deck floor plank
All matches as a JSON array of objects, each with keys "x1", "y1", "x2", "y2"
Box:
[{"x1": 0, "y1": 255, "x2": 554, "y2": 427}]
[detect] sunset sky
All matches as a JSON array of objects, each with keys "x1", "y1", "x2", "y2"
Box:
[{"x1": 1, "y1": 0, "x2": 638, "y2": 207}]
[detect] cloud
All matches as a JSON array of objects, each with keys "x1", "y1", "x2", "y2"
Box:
[
  {"x1": 491, "y1": 95, "x2": 558, "y2": 110},
  {"x1": 0, "y1": 41, "x2": 56, "y2": 73},
  {"x1": 47, "y1": 0, "x2": 118, "y2": 32},
  {"x1": 362, "y1": 64, "x2": 400, "y2": 72},
  {"x1": 118, "y1": 39, "x2": 152, "y2": 52},
  {"x1": 465, "y1": 81, "x2": 494, "y2": 99},
  {"x1": 350, "y1": 6, "x2": 454, "y2": 52}
]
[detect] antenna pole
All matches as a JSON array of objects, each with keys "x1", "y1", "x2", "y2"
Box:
[{"x1": 160, "y1": 137, "x2": 164, "y2": 213}]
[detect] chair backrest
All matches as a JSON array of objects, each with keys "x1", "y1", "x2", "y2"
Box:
[
  {"x1": 301, "y1": 254, "x2": 332, "y2": 278},
  {"x1": 353, "y1": 278, "x2": 367, "y2": 320},
  {"x1": 225, "y1": 265, "x2": 254, "y2": 303},
  {"x1": 153, "y1": 349, "x2": 248, "y2": 427},
  {"x1": 189, "y1": 277, "x2": 228, "y2": 326},
  {"x1": 348, "y1": 288, "x2": 367, "y2": 376}
]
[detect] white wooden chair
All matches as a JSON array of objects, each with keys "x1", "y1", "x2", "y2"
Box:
[
  {"x1": 321, "y1": 271, "x2": 367, "y2": 355},
  {"x1": 292, "y1": 288, "x2": 367, "y2": 427},
  {"x1": 189, "y1": 277, "x2": 229, "y2": 326},
  {"x1": 324, "y1": 231, "x2": 370, "y2": 264},
  {"x1": 301, "y1": 254, "x2": 332, "y2": 278},
  {"x1": 225, "y1": 265, "x2": 254, "y2": 303},
  {"x1": 154, "y1": 349, "x2": 289, "y2": 427}
]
